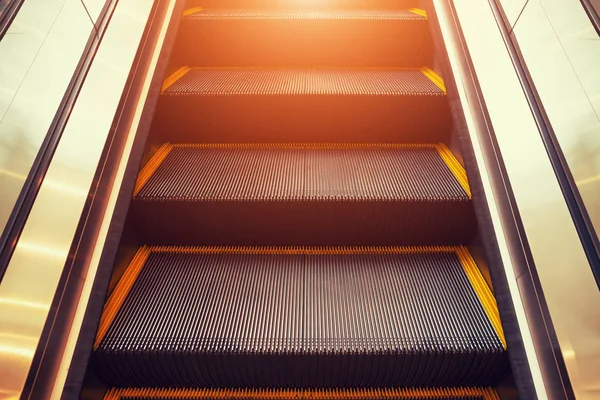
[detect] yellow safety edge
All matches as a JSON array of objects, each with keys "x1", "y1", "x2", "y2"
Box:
[
  {"x1": 152, "y1": 245, "x2": 460, "y2": 255},
  {"x1": 133, "y1": 143, "x2": 173, "y2": 196},
  {"x1": 172, "y1": 66, "x2": 444, "y2": 72},
  {"x1": 421, "y1": 67, "x2": 446, "y2": 94},
  {"x1": 105, "y1": 387, "x2": 499, "y2": 400},
  {"x1": 189, "y1": 66, "x2": 423, "y2": 70},
  {"x1": 161, "y1": 66, "x2": 191, "y2": 94},
  {"x1": 94, "y1": 246, "x2": 151, "y2": 349},
  {"x1": 408, "y1": 8, "x2": 428, "y2": 18},
  {"x1": 182, "y1": 6, "x2": 203, "y2": 17},
  {"x1": 436, "y1": 143, "x2": 471, "y2": 198},
  {"x1": 456, "y1": 246, "x2": 507, "y2": 349},
  {"x1": 175, "y1": 142, "x2": 438, "y2": 149}
]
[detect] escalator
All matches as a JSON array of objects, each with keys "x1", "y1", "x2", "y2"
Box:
[{"x1": 81, "y1": 1, "x2": 518, "y2": 398}]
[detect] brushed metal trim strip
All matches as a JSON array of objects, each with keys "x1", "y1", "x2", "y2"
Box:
[
  {"x1": 432, "y1": 0, "x2": 549, "y2": 397},
  {"x1": 48, "y1": 1, "x2": 178, "y2": 397}
]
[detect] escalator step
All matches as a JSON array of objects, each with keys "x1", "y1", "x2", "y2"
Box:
[
  {"x1": 174, "y1": 9, "x2": 430, "y2": 67},
  {"x1": 93, "y1": 246, "x2": 508, "y2": 388},
  {"x1": 130, "y1": 143, "x2": 476, "y2": 245},
  {"x1": 153, "y1": 68, "x2": 450, "y2": 143},
  {"x1": 135, "y1": 143, "x2": 466, "y2": 200},
  {"x1": 104, "y1": 387, "x2": 500, "y2": 399},
  {"x1": 162, "y1": 67, "x2": 444, "y2": 95}
]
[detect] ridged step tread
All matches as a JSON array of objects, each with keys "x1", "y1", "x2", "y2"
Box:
[
  {"x1": 173, "y1": 9, "x2": 431, "y2": 67},
  {"x1": 162, "y1": 67, "x2": 444, "y2": 96},
  {"x1": 153, "y1": 68, "x2": 450, "y2": 143},
  {"x1": 94, "y1": 247, "x2": 508, "y2": 388},
  {"x1": 94, "y1": 246, "x2": 507, "y2": 388},
  {"x1": 129, "y1": 144, "x2": 476, "y2": 245},
  {"x1": 105, "y1": 387, "x2": 500, "y2": 399}
]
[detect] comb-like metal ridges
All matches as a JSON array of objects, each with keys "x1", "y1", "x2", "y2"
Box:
[
  {"x1": 185, "y1": 9, "x2": 424, "y2": 20},
  {"x1": 164, "y1": 68, "x2": 444, "y2": 96},
  {"x1": 94, "y1": 248, "x2": 508, "y2": 388},
  {"x1": 105, "y1": 387, "x2": 500, "y2": 400},
  {"x1": 136, "y1": 144, "x2": 468, "y2": 201}
]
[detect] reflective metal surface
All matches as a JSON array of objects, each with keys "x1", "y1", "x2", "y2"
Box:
[
  {"x1": 498, "y1": 0, "x2": 528, "y2": 27},
  {"x1": 51, "y1": 0, "x2": 177, "y2": 397},
  {"x1": 454, "y1": 0, "x2": 600, "y2": 398},
  {"x1": 0, "y1": 0, "x2": 157, "y2": 397},
  {"x1": 512, "y1": 0, "x2": 600, "y2": 252},
  {"x1": 81, "y1": 0, "x2": 108, "y2": 22},
  {"x1": 0, "y1": 0, "x2": 94, "y2": 239},
  {"x1": 440, "y1": 0, "x2": 549, "y2": 397},
  {"x1": 0, "y1": 1, "x2": 9, "y2": 16},
  {"x1": 509, "y1": 1, "x2": 600, "y2": 397}
]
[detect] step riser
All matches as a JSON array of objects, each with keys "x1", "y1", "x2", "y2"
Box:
[
  {"x1": 173, "y1": 19, "x2": 432, "y2": 67},
  {"x1": 130, "y1": 201, "x2": 476, "y2": 246},
  {"x1": 153, "y1": 96, "x2": 450, "y2": 143},
  {"x1": 94, "y1": 352, "x2": 508, "y2": 388}
]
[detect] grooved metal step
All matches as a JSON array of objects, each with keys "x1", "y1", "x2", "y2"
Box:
[
  {"x1": 173, "y1": 9, "x2": 431, "y2": 67},
  {"x1": 153, "y1": 68, "x2": 450, "y2": 143},
  {"x1": 162, "y1": 67, "x2": 444, "y2": 96},
  {"x1": 94, "y1": 247, "x2": 508, "y2": 388},
  {"x1": 104, "y1": 387, "x2": 501, "y2": 400},
  {"x1": 129, "y1": 143, "x2": 476, "y2": 245}
]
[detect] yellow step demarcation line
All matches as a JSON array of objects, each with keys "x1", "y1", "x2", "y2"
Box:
[
  {"x1": 97, "y1": 246, "x2": 504, "y2": 352},
  {"x1": 133, "y1": 143, "x2": 173, "y2": 196},
  {"x1": 105, "y1": 387, "x2": 499, "y2": 399},
  {"x1": 94, "y1": 246, "x2": 151, "y2": 349},
  {"x1": 133, "y1": 143, "x2": 470, "y2": 197},
  {"x1": 409, "y1": 8, "x2": 428, "y2": 18},
  {"x1": 180, "y1": 7, "x2": 425, "y2": 20},
  {"x1": 422, "y1": 67, "x2": 446, "y2": 94},
  {"x1": 152, "y1": 245, "x2": 460, "y2": 255},
  {"x1": 456, "y1": 246, "x2": 507, "y2": 349},
  {"x1": 161, "y1": 66, "x2": 191, "y2": 94},
  {"x1": 175, "y1": 142, "x2": 438, "y2": 149},
  {"x1": 182, "y1": 6, "x2": 203, "y2": 17},
  {"x1": 435, "y1": 143, "x2": 472, "y2": 198},
  {"x1": 188, "y1": 66, "x2": 423, "y2": 70}
]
